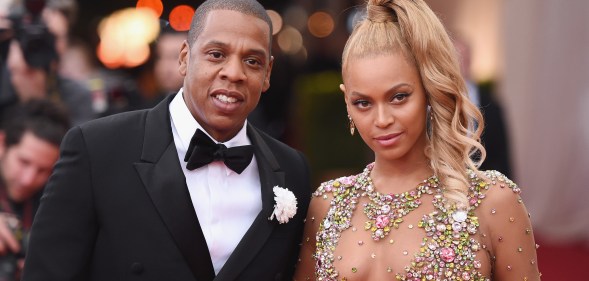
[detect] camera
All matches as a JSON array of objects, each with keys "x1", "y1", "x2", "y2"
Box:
[
  {"x1": 0, "y1": 213, "x2": 27, "y2": 281},
  {"x1": 0, "y1": 0, "x2": 57, "y2": 71}
]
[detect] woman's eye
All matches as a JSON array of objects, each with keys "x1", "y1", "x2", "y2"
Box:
[
  {"x1": 352, "y1": 100, "x2": 370, "y2": 108},
  {"x1": 392, "y1": 93, "x2": 409, "y2": 103}
]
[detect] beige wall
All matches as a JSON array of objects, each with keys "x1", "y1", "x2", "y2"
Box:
[{"x1": 501, "y1": 0, "x2": 589, "y2": 243}]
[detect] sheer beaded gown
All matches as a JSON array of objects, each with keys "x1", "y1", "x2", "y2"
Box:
[{"x1": 295, "y1": 163, "x2": 541, "y2": 281}]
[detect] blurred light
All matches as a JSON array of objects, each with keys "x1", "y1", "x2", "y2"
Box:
[
  {"x1": 97, "y1": 8, "x2": 159, "y2": 68},
  {"x1": 266, "y1": 10, "x2": 283, "y2": 35},
  {"x1": 277, "y1": 25, "x2": 303, "y2": 55},
  {"x1": 98, "y1": 41, "x2": 150, "y2": 69},
  {"x1": 96, "y1": 42, "x2": 123, "y2": 69},
  {"x1": 283, "y1": 6, "x2": 308, "y2": 31},
  {"x1": 308, "y1": 11, "x2": 334, "y2": 38},
  {"x1": 124, "y1": 44, "x2": 150, "y2": 68},
  {"x1": 136, "y1": 0, "x2": 163, "y2": 18},
  {"x1": 169, "y1": 5, "x2": 195, "y2": 31},
  {"x1": 128, "y1": 8, "x2": 160, "y2": 42},
  {"x1": 98, "y1": 8, "x2": 160, "y2": 44}
]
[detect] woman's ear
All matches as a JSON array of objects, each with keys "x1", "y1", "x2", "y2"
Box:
[{"x1": 340, "y1": 84, "x2": 347, "y2": 102}]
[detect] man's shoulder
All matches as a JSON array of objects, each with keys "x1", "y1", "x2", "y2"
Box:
[
  {"x1": 65, "y1": 109, "x2": 156, "y2": 153},
  {"x1": 250, "y1": 125, "x2": 300, "y2": 157},
  {"x1": 80, "y1": 109, "x2": 150, "y2": 133},
  {"x1": 250, "y1": 126, "x2": 310, "y2": 182}
]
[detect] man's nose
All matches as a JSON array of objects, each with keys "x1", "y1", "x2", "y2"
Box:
[{"x1": 219, "y1": 57, "x2": 247, "y2": 82}]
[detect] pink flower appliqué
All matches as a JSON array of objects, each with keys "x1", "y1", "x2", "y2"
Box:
[
  {"x1": 339, "y1": 175, "x2": 356, "y2": 186},
  {"x1": 440, "y1": 247, "x2": 456, "y2": 263},
  {"x1": 375, "y1": 215, "x2": 390, "y2": 228}
]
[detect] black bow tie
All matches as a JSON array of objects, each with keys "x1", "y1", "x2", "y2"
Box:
[{"x1": 184, "y1": 129, "x2": 254, "y2": 174}]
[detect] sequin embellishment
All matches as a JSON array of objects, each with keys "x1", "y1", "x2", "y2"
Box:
[{"x1": 312, "y1": 164, "x2": 520, "y2": 281}]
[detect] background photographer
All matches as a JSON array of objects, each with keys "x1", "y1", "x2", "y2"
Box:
[
  {"x1": 0, "y1": 0, "x2": 94, "y2": 126},
  {"x1": 0, "y1": 99, "x2": 69, "y2": 280}
]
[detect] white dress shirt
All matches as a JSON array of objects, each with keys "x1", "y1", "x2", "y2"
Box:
[{"x1": 169, "y1": 89, "x2": 262, "y2": 274}]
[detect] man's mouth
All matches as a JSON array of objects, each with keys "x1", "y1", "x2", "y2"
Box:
[{"x1": 213, "y1": 93, "x2": 238, "y2": 104}]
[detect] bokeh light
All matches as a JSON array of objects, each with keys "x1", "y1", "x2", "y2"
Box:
[
  {"x1": 97, "y1": 7, "x2": 160, "y2": 68},
  {"x1": 308, "y1": 11, "x2": 334, "y2": 38},
  {"x1": 277, "y1": 25, "x2": 303, "y2": 55},
  {"x1": 136, "y1": 0, "x2": 163, "y2": 18},
  {"x1": 123, "y1": 44, "x2": 150, "y2": 68},
  {"x1": 266, "y1": 10, "x2": 283, "y2": 35},
  {"x1": 169, "y1": 5, "x2": 195, "y2": 31},
  {"x1": 96, "y1": 41, "x2": 123, "y2": 69}
]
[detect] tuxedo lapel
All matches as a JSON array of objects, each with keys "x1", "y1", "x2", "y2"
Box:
[
  {"x1": 214, "y1": 125, "x2": 285, "y2": 281},
  {"x1": 133, "y1": 95, "x2": 215, "y2": 281}
]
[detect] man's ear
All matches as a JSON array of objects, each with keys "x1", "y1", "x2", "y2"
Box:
[
  {"x1": 178, "y1": 40, "x2": 189, "y2": 77},
  {"x1": 262, "y1": 55, "x2": 274, "y2": 93}
]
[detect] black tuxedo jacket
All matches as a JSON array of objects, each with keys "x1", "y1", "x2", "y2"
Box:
[
  {"x1": 22, "y1": 95, "x2": 311, "y2": 281},
  {"x1": 478, "y1": 86, "x2": 512, "y2": 178}
]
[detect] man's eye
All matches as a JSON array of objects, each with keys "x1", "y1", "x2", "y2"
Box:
[
  {"x1": 245, "y1": 58, "x2": 262, "y2": 66},
  {"x1": 209, "y1": 51, "x2": 223, "y2": 59}
]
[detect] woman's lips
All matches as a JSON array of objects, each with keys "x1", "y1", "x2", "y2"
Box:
[{"x1": 374, "y1": 132, "x2": 402, "y2": 146}]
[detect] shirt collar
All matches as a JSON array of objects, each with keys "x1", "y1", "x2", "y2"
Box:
[{"x1": 170, "y1": 88, "x2": 251, "y2": 152}]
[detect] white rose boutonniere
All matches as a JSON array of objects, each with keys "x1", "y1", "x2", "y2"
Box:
[{"x1": 269, "y1": 186, "x2": 297, "y2": 224}]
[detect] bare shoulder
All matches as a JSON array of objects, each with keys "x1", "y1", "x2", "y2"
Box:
[
  {"x1": 295, "y1": 174, "x2": 359, "y2": 280},
  {"x1": 473, "y1": 170, "x2": 540, "y2": 280},
  {"x1": 474, "y1": 170, "x2": 528, "y2": 233},
  {"x1": 477, "y1": 170, "x2": 523, "y2": 207},
  {"x1": 308, "y1": 175, "x2": 358, "y2": 219}
]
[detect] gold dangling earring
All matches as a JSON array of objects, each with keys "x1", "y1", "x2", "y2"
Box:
[{"x1": 348, "y1": 114, "x2": 355, "y2": 136}]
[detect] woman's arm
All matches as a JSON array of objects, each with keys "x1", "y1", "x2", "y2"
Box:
[
  {"x1": 293, "y1": 192, "x2": 331, "y2": 281},
  {"x1": 478, "y1": 173, "x2": 540, "y2": 281}
]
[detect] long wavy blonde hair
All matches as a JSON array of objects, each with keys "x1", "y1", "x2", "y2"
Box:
[{"x1": 342, "y1": 0, "x2": 486, "y2": 208}]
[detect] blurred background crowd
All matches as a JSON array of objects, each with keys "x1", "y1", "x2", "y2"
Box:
[{"x1": 0, "y1": 0, "x2": 587, "y2": 280}]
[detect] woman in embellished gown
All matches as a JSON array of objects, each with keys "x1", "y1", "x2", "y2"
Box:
[{"x1": 294, "y1": 0, "x2": 540, "y2": 280}]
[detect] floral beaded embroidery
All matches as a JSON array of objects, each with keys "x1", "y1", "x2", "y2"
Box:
[
  {"x1": 312, "y1": 164, "x2": 520, "y2": 281},
  {"x1": 361, "y1": 166, "x2": 436, "y2": 241},
  {"x1": 401, "y1": 193, "x2": 487, "y2": 281}
]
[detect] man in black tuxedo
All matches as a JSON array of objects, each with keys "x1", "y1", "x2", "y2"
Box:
[{"x1": 22, "y1": 0, "x2": 311, "y2": 280}]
